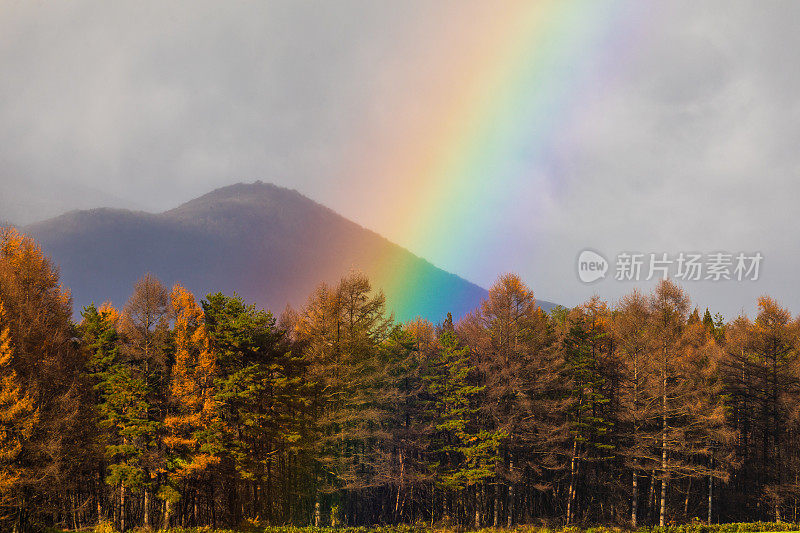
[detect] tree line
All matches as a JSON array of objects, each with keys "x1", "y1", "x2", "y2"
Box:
[{"x1": 0, "y1": 227, "x2": 799, "y2": 531}]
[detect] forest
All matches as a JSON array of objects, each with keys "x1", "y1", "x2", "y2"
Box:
[{"x1": 1, "y1": 226, "x2": 800, "y2": 532}]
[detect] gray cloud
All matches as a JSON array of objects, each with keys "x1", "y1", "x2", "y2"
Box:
[
  {"x1": 533, "y1": 1, "x2": 800, "y2": 316},
  {"x1": 0, "y1": 1, "x2": 411, "y2": 215},
  {"x1": 1, "y1": 0, "x2": 799, "y2": 318}
]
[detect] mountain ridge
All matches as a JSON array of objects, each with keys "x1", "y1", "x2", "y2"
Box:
[{"x1": 24, "y1": 181, "x2": 556, "y2": 321}]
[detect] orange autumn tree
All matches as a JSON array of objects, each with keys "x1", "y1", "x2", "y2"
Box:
[
  {"x1": 0, "y1": 228, "x2": 84, "y2": 531},
  {"x1": 162, "y1": 285, "x2": 222, "y2": 524},
  {"x1": 0, "y1": 297, "x2": 38, "y2": 522}
]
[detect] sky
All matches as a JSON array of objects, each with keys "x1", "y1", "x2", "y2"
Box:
[{"x1": 1, "y1": 0, "x2": 799, "y2": 319}]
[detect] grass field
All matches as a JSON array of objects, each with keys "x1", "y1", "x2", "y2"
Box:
[{"x1": 46, "y1": 522, "x2": 800, "y2": 533}]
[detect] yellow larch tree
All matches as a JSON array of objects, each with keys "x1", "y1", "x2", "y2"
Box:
[
  {"x1": 0, "y1": 297, "x2": 38, "y2": 520},
  {"x1": 162, "y1": 285, "x2": 222, "y2": 525}
]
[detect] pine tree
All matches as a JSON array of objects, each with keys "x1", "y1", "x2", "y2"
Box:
[
  {"x1": 203, "y1": 291, "x2": 307, "y2": 525},
  {"x1": 110, "y1": 274, "x2": 170, "y2": 531},
  {"x1": 703, "y1": 309, "x2": 715, "y2": 331},
  {"x1": 423, "y1": 325, "x2": 505, "y2": 526},
  {"x1": 99, "y1": 364, "x2": 154, "y2": 531},
  {"x1": 79, "y1": 302, "x2": 122, "y2": 525},
  {"x1": 386, "y1": 318, "x2": 438, "y2": 524},
  {"x1": 82, "y1": 303, "x2": 122, "y2": 378},
  {"x1": 561, "y1": 296, "x2": 617, "y2": 523},
  {"x1": 713, "y1": 313, "x2": 727, "y2": 345}
]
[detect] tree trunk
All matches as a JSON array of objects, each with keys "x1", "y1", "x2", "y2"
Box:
[
  {"x1": 660, "y1": 353, "x2": 668, "y2": 527},
  {"x1": 474, "y1": 485, "x2": 481, "y2": 530},
  {"x1": 143, "y1": 488, "x2": 150, "y2": 529},
  {"x1": 194, "y1": 488, "x2": 200, "y2": 526},
  {"x1": 96, "y1": 484, "x2": 103, "y2": 525},
  {"x1": 395, "y1": 450, "x2": 405, "y2": 522},
  {"x1": 632, "y1": 353, "x2": 640, "y2": 529},
  {"x1": 164, "y1": 498, "x2": 172, "y2": 530},
  {"x1": 96, "y1": 466, "x2": 104, "y2": 525},
  {"x1": 493, "y1": 485, "x2": 500, "y2": 528},
  {"x1": 71, "y1": 491, "x2": 79, "y2": 530},
  {"x1": 632, "y1": 467, "x2": 638, "y2": 528},
  {"x1": 567, "y1": 439, "x2": 578, "y2": 524},
  {"x1": 684, "y1": 478, "x2": 691, "y2": 518},
  {"x1": 660, "y1": 462, "x2": 667, "y2": 525},
  {"x1": 211, "y1": 482, "x2": 217, "y2": 529},
  {"x1": 120, "y1": 483, "x2": 126, "y2": 532},
  {"x1": 708, "y1": 473, "x2": 713, "y2": 524},
  {"x1": 507, "y1": 454, "x2": 514, "y2": 528}
]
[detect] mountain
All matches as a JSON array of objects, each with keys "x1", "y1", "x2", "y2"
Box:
[{"x1": 24, "y1": 182, "x2": 556, "y2": 322}]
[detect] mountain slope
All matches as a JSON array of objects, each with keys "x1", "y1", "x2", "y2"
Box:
[{"x1": 25, "y1": 182, "x2": 555, "y2": 321}]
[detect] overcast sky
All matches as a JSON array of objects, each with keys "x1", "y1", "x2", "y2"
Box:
[{"x1": 1, "y1": 1, "x2": 798, "y2": 318}]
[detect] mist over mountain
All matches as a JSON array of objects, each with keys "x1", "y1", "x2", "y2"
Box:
[
  {"x1": 24, "y1": 182, "x2": 556, "y2": 322},
  {"x1": 1, "y1": 177, "x2": 136, "y2": 226}
]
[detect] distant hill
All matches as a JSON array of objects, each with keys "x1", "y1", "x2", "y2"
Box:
[{"x1": 25, "y1": 182, "x2": 556, "y2": 322}]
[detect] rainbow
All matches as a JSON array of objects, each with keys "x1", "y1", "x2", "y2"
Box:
[{"x1": 348, "y1": 1, "x2": 645, "y2": 321}]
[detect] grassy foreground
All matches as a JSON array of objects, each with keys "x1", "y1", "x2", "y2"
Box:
[{"x1": 46, "y1": 522, "x2": 800, "y2": 533}]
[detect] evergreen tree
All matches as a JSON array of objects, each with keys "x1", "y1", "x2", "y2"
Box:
[
  {"x1": 703, "y1": 309, "x2": 715, "y2": 331},
  {"x1": 79, "y1": 302, "x2": 122, "y2": 525},
  {"x1": 388, "y1": 318, "x2": 439, "y2": 524},
  {"x1": 203, "y1": 291, "x2": 307, "y2": 525},
  {"x1": 99, "y1": 363, "x2": 155, "y2": 531},
  {"x1": 423, "y1": 325, "x2": 505, "y2": 525},
  {"x1": 561, "y1": 296, "x2": 617, "y2": 523},
  {"x1": 113, "y1": 274, "x2": 171, "y2": 531}
]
